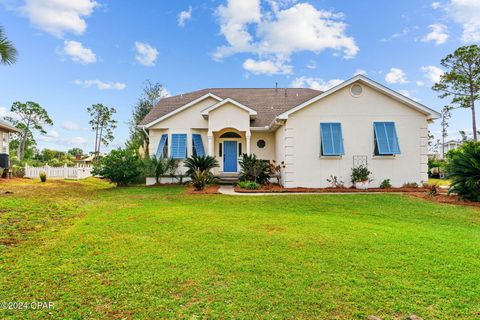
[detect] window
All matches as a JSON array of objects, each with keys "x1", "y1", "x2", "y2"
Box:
[
  {"x1": 373, "y1": 122, "x2": 400, "y2": 155},
  {"x1": 192, "y1": 134, "x2": 205, "y2": 156},
  {"x1": 219, "y1": 132, "x2": 241, "y2": 138},
  {"x1": 170, "y1": 134, "x2": 187, "y2": 159},
  {"x1": 156, "y1": 134, "x2": 168, "y2": 158},
  {"x1": 320, "y1": 123, "x2": 344, "y2": 156},
  {"x1": 257, "y1": 139, "x2": 266, "y2": 149},
  {"x1": 219, "y1": 143, "x2": 222, "y2": 157}
]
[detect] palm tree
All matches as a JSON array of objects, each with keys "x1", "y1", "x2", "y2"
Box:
[{"x1": 0, "y1": 26, "x2": 18, "y2": 65}]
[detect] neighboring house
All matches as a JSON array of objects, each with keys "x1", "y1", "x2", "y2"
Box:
[
  {"x1": 0, "y1": 119, "x2": 20, "y2": 169},
  {"x1": 139, "y1": 75, "x2": 440, "y2": 188},
  {"x1": 429, "y1": 140, "x2": 463, "y2": 160},
  {"x1": 75, "y1": 154, "x2": 95, "y2": 165}
]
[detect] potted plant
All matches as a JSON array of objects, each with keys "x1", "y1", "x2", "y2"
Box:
[{"x1": 351, "y1": 165, "x2": 372, "y2": 189}]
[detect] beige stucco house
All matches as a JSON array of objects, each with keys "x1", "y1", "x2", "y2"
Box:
[{"x1": 139, "y1": 75, "x2": 440, "y2": 188}]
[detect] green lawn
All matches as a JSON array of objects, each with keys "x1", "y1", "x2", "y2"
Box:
[{"x1": 1, "y1": 179, "x2": 479, "y2": 319}]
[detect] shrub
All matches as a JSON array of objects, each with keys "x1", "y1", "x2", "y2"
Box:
[
  {"x1": 10, "y1": 165, "x2": 25, "y2": 178},
  {"x1": 351, "y1": 165, "x2": 371, "y2": 184},
  {"x1": 143, "y1": 156, "x2": 174, "y2": 184},
  {"x1": 237, "y1": 180, "x2": 260, "y2": 190},
  {"x1": 239, "y1": 154, "x2": 271, "y2": 184},
  {"x1": 402, "y1": 182, "x2": 419, "y2": 188},
  {"x1": 184, "y1": 155, "x2": 219, "y2": 191},
  {"x1": 92, "y1": 149, "x2": 142, "y2": 186},
  {"x1": 39, "y1": 171, "x2": 47, "y2": 182},
  {"x1": 379, "y1": 179, "x2": 392, "y2": 189},
  {"x1": 326, "y1": 175, "x2": 345, "y2": 188},
  {"x1": 425, "y1": 183, "x2": 439, "y2": 196},
  {"x1": 445, "y1": 141, "x2": 480, "y2": 201}
]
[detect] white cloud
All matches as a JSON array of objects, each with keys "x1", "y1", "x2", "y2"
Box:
[
  {"x1": 74, "y1": 79, "x2": 126, "y2": 90},
  {"x1": 385, "y1": 68, "x2": 408, "y2": 84},
  {"x1": 354, "y1": 69, "x2": 367, "y2": 76},
  {"x1": 20, "y1": 0, "x2": 98, "y2": 37},
  {"x1": 381, "y1": 27, "x2": 410, "y2": 42},
  {"x1": 214, "y1": 0, "x2": 358, "y2": 73},
  {"x1": 421, "y1": 65, "x2": 444, "y2": 83},
  {"x1": 62, "y1": 121, "x2": 80, "y2": 130},
  {"x1": 422, "y1": 24, "x2": 449, "y2": 45},
  {"x1": 446, "y1": 0, "x2": 480, "y2": 42},
  {"x1": 61, "y1": 40, "x2": 96, "y2": 64},
  {"x1": 39, "y1": 132, "x2": 88, "y2": 146},
  {"x1": 0, "y1": 106, "x2": 18, "y2": 120},
  {"x1": 290, "y1": 76, "x2": 344, "y2": 91},
  {"x1": 243, "y1": 58, "x2": 292, "y2": 75},
  {"x1": 431, "y1": 2, "x2": 441, "y2": 9},
  {"x1": 178, "y1": 6, "x2": 192, "y2": 27},
  {"x1": 416, "y1": 80, "x2": 425, "y2": 87},
  {"x1": 134, "y1": 42, "x2": 158, "y2": 67}
]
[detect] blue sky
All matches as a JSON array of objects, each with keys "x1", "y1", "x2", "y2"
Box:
[{"x1": 0, "y1": 0, "x2": 479, "y2": 152}]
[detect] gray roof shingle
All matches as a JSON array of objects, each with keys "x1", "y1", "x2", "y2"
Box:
[{"x1": 140, "y1": 88, "x2": 322, "y2": 127}]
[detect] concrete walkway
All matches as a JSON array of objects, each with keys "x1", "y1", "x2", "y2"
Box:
[{"x1": 218, "y1": 185, "x2": 378, "y2": 196}]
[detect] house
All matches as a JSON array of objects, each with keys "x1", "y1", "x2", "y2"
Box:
[
  {"x1": 429, "y1": 140, "x2": 463, "y2": 160},
  {"x1": 442, "y1": 140, "x2": 462, "y2": 155},
  {"x1": 139, "y1": 75, "x2": 440, "y2": 188},
  {"x1": 0, "y1": 119, "x2": 20, "y2": 169}
]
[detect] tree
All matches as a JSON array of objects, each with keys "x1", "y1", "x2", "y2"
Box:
[
  {"x1": 67, "y1": 148, "x2": 84, "y2": 156},
  {"x1": 0, "y1": 26, "x2": 17, "y2": 65},
  {"x1": 127, "y1": 81, "x2": 169, "y2": 155},
  {"x1": 433, "y1": 45, "x2": 480, "y2": 141},
  {"x1": 459, "y1": 130, "x2": 468, "y2": 142},
  {"x1": 440, "y1": 106, "x2": 452, "y2": 158},
  {"x1": 87, "y1": 104, "x2": 117, "y2": 156},
  {"x1": 5, "y1": 101, "x2": 53, "y2": 160},
  {"x1": 445, "y1": 141, "x2": 480, "y2": 201}
]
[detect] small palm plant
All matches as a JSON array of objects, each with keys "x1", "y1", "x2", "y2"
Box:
[
  {"x1": 445, "y1": 141, "x2": 480, "y2": 201},
  {"x1": 184, "y1": 155, "x2": 219, "y2": 190},
  {"x1": 143, "y1": 156, "x2": 173, "y2": 185}
]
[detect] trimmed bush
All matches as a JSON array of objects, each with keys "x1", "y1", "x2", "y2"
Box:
[
  {"x1": 92, "y1": 149, "x2": 142, "y2": 186},
  {"x1": 39, "y1": 171, "x2": 47, "y2": 182},
  {"x1": 351, "y1": 165, "x2": 371, "y2": 184},
  {"x1": 237, "y1": 181, "x2": 260, "y2": 190},
  {"x1": 379, "y1": 179, "x2": 392, "y2": 189},
  {"x1": 445, "y1": 141, "x2": 480, "y2": 201}
]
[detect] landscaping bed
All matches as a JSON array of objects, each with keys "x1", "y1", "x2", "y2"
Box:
[{"x1": 234, "y1": 184, "x2": 435, "y2": 194}]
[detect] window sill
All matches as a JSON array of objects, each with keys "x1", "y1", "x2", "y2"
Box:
[
  {"x1": 319, "y1": 155, "x2": 343, "y2": 159},
  {"x1": 372, "y1": 155, "x2": 397, "y2": 159}
]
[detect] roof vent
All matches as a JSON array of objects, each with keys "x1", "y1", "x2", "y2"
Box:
[{"x1": 350, "y1": 84, "x2": 363, "y2": 97}]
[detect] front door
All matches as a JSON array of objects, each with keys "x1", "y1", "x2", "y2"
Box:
[{"x1": 223, "y1": 141, "x2": 237, "y2": 172}]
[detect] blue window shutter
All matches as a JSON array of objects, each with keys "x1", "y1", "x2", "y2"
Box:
[
  {"x1": 156, "y1": 134, "x2": 167, "y2": 158},
  {"x1": 320, "y1": 123, "x2": 344, "y2": 156},
  {"x1": 171, "y1": 134, "x2": 187, "y2": 159},
  {"x1": 374, "y1": 122, "x2": 400, "y2": 155},
  {"x1": 192, "y1": 134, "x2": 205, "y2": 156}
]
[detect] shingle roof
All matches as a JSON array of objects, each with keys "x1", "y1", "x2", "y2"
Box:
[{"x1": 140, "y1": 88, "x2": 322, "y2": 127}]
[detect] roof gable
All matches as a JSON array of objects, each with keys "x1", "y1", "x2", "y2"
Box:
[
  {"x1": 201, "y1": 98, "x2": 257, "y2": 118},
  {"x1": 276, "y1": 75, "x2": 441, "y2": 120}
]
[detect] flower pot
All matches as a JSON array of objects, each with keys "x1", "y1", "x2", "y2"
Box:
[{"x1": 355, "y1": 181, "x2": 369, "y2": 189}]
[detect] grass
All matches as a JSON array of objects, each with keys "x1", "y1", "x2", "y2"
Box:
[
  {"x1": 429, "y1": 178, "x2": 451, "y2": 186},
  {"x1": 1, "y1": 179, "x2": 479, "y2": 319}
]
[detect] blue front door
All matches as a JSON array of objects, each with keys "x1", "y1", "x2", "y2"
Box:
[{"x1": 223, "y1": 141, "x2": 237, "y2": 172}]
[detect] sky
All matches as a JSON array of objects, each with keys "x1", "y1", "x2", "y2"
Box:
[{"x1": 0, "y1": 0, "x2": 479, "y2": 152}]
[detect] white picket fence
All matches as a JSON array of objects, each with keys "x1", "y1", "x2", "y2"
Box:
[{"x1": 24, "y1": 164, "x2": 93, "y2": 180}]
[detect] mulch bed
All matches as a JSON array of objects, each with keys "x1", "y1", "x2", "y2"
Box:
[
  {"x1": 234, "y1": 184, "x2": 431, "y2": 194},
  {"x1": 187, "y1": 185, "x2": 220, "y2": 195},
  {"x1": 407, "y1": 192, "x2": 480, "y2": 208}
]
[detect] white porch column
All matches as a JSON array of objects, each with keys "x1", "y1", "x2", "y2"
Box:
[
  {"x1": 246, "y1": 131, "x2": 251, "y2": 155},
  {"x1": 207, "y1": 131, "x2": 214, "y2": 156}
]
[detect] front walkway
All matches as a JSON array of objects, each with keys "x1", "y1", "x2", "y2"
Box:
[{"x1": 218, "y1": 185, "x2": 375, "y2": 196}]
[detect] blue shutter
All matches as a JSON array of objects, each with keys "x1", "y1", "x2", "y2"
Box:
[
  {"x1": 320, "y1": 123, "x2": 344, "y2": 156},
  {"x1": 192, "y1": 134, "x2": 205, "y2": 156},
  {"x1": 170, "y1": 134, "x2": 187, "y2": 159},
  {"x1": 374, "y1": 122, "x2": 401, "y2": 155},
  {"x1": 156, "y1": 134, "x2": 167, "y2": 158}
]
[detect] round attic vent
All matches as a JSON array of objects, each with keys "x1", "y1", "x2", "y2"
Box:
[{"x1": 350, "y1": 84, "x2": 363, "y2": 97}]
